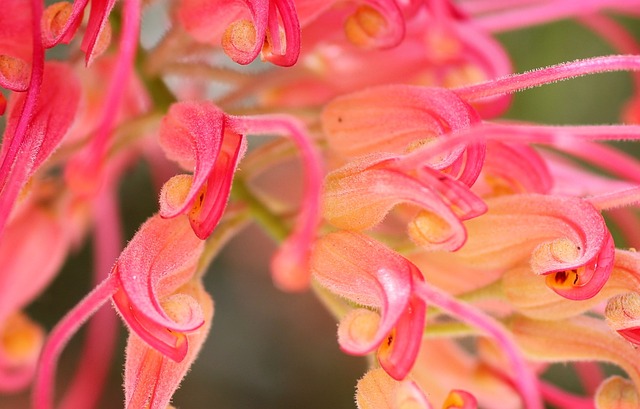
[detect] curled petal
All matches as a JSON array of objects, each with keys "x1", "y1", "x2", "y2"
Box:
[
  {"x1": 219, "y1": 0, "x2": 301, "y2": 66},
  {"x1": 159, "y1": 102, "x2": 246, "y2": 239},
  {"x1": 159, "y1": 101, "x2": 225, "y2": 171},
  {"x1": 595, "y1": 376, "x2": 640, "y2": 409},
  {"x1": 112, "y1": 215, "x2": 205, "y2": 362},
  {"x1": 504, "y1": 249, "x2": 640, "y2": 320},
  {"x1": 1, "y1": 62, "x2": 80, "y2": 172},
  {"x1": 124, "y1": 281, "x2": 213, "y2": 409},
  {"x1": 322, "y1": 85, "x2": 480, "y2": 160},
  {"x1": 456, "y1": 194, "x2": 614, "y2": 300},
  {"x1": 262, "y1": 0, "x2": 301, "y2": 67},
  {"x1": 324, "y1": 154, "x2": 484, "y2": 251},
  {"x1": 311, "y1": 231, "x2": 426, "y2": 379},
  {"x1": 80, "y1": 0, "x2": 116, "y2": 65},
  {"x1": 41, "y1": 1, "x2": 84, "y2": 47}
]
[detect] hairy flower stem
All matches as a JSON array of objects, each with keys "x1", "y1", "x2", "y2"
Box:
[
  {"x1": 588, "y1": 185, "x2": 640, "y2": 210},
  {"x1": 32, "y1": 275, "x2": 118, "y2": 409},
  {"x1": 455, "y1": 55, "x2": 640, "y2": 101},
  {"x1": 59, "y1": 186, "x2": 123, "y2": 409},
  {"x1": 414, "y1": 281, "x2": 543, "y2": 409}
]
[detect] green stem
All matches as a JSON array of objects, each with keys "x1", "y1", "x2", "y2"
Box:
[
  {"x1": 196, "y1": 205, "x2": 252, "y2": 279},
  {"x1": 424, "y1": 321, "x2": 477, "y2": 338},
  {"x1": 230, "y1": 178, "x2": 290, "y2": 242}
]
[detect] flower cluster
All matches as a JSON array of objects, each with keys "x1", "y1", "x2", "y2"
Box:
[{"x1": 3, "y1": 0, "x2": 640, "y2": 408}]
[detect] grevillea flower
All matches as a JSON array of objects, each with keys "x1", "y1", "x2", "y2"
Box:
[
  {"x1": 503, "y1": 249, "x2": 640, "y2": 320},
  {"x1": 177, "y1": 0, "x2": 302, "y2": 66},
  {"x1": 322, "y1": 85, "x2": 487, "y2": 251},
  {"x1": 450, "y1": 194, "x2": 616, "y2": 300},
  {"x1": 33, "y1": 215, "x2": 208, "y2": 408},
  {"x1": 41, "y1": 0, "x2": 116, "y2": 65},
  {"x1": 311, "y1": 230, "x2": 427, "y2": 380},
  {"x1": 124, "y1": 279, "x2": 213, "y2": 409},
  {"x1": 311, "y1": 230, "x2": 542, "y2": 408},
  {"x1": 158, "y1": 100, "x2": 323, "y2": 291}
]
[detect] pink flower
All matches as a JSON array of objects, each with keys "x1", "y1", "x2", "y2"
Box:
[
  {"x1": 33, "y1": 215, "x2": 209, "y2": 408},
  {"x1": 157, "y1": 100, "x2": 323, "y2": 290}
]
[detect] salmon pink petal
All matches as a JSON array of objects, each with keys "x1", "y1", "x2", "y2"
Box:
[
  {"x1": 456, "y1": 194, "x2": 614, "y2": 300},
  {"x1": 324, "y1": 154, "x2": 483, "y2": 251},
  {"x1": 322, "y1": 85, "x2": 480, "y2": 160},
  {"x1": 261, "y1": 0, "x2": 301, "y2": 67},
  {"x1": 112, "y1": 215, "x2": 205, "y2": 362},
  {"x1": 80, "y1": 0, "x2": 116, "y2": 65},
  {"x1": 41, "y1": 0, "x2": 86, "y2": 48},
  {"x1": 124, "y1": 281, "x2": 213, "y2": 409},
  {"x1": 158, "y1": 101, "x2": 225, "y2": 217},
  {"x1": 477, "y1": 141, "x2": 552, "y2": 196},
  {"x1": 311, "y1": 231, "x2": 426, "y2": 380}
]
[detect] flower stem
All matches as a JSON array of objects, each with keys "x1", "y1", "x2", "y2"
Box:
[
  {"x1": 32, "y1": 275, "x2": 118, "y2": 409},
  {"x1": 455, "y1": 55, "x2": 640, "y2": 102}
]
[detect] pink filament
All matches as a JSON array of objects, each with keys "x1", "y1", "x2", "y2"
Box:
[
  {"x1": 413, "y1": 281, "x2": 543, "y2": 409},
  {"x1": 226, "y1": 115, "x2": 323, "y2": 290},
  {"x1": 587, "y1": 185, "x2": 640, "y2": 210},
  {"x1": 455, "y1": 55, "x2": 640, "y2": 102},
  {"x1": 32, "y1": 275, "x2": 118, "y2": 409},
  {"x1": 59, "y1": 185, "x2": 123, "y2": 409},
  {"x1": 68, "y1": 0, "x2": 141, "y2": 190}
]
